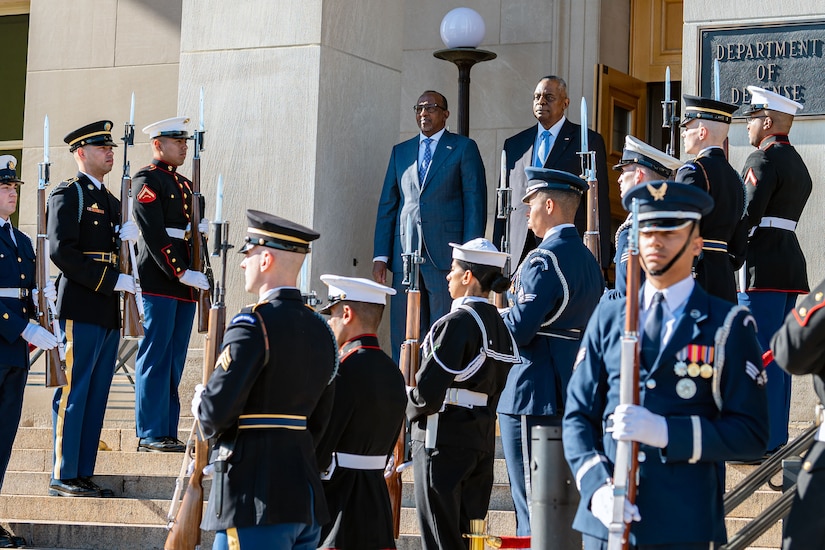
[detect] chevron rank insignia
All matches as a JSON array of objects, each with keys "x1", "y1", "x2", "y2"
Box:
[
  {"x1": 217, "y1": 347, "x2": 232, "y2": 371},
  {"x1": 136, "y1": 185, "x2": 157, "y2": 204}
]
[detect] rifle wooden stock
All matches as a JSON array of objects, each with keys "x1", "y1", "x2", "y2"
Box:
[
  {"x1": 37, "y1": 176, "x2": 67, "y2": 388},
  {"x1": 120, "y1": 173, "x2": 144, "y2": 339},
  {"x1": 165, "y1": 304, "x2": 225, "y2": 550},
  {"x1": 607, "y1": 205, "x2": 641, "y2": 550},
  {"x1": 387, "y1": 287, "x2": 421, "y2": 538},
  {"x1": 584, "y1": 173, "x2": 601, "y2": 266},
  {"x1": 191, "y1": 153, "x2": 211, "y2": 333}
]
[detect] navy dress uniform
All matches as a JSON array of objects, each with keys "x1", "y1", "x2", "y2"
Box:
[
  {"x1": 675, "y1": 95, "x2": 747, "y2": 304},
  {"x1": 498, "y1": 169, "x2": 604, "y2": 536},
  {"x1": 315, "y1": 275, "x2": 406, "y2": 550},
  {"x1": 133, "y1": 116, "x2": 208, "y2": 453},
  {"x1": 0, "y1": 156, "x2": 55, "y2": 548},
  {"x1": 738, "y1": 86, "x2": 813, "y2": 454},
  {"x1": 408, "y1": 239, "x2": 521, "y2": 550},
  {"x1": 610, "y1": 136, "x2": 681, "y2": 298},
  {"x1": 194, "y1": 211, "x2": 337, "y2": 550},
  {"x1": 47, "y1": 121, "x2": 136, "y2": 498},
  {"x1": 563, "y1": 182, "x2": 769, "y2": 549},
  {"x1": 771, "y1": 276, "x2": 825, "y2": 550}
]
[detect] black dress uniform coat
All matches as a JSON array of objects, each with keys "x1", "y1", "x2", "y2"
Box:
[
  {"x1": 315, "y1": 335, "x2": 406, "y2": 550},
  {"x1": 564, "y1": 282, "x2": 769, "y2": 546},
  {"x1": 741, "y1": 134, "x2": 812, "y2": 293},
  {"x1": 133, "y1": 160, "x2": 202, "y2": 300},
  {"x1": 199, "y1": 288, "x2": 337, "y2": 531},
  {"x1": 676, "y1": 148, "x2": 747, "y2": 303},
  {"x1": 408, "y1": 297, "x2": 520, "y2": 550},
  {"x1": 0, "y1": 225, "x2": 36, "y2": 368},
  {"x1": 771, "y1": 277, "x2": 825, "y2": 549},
  {"x1": 47, "y1": 173, "x2": 121, "y2": 328}
]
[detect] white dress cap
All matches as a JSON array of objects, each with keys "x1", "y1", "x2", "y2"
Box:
[
  {"x1": 142, "y1": 116, "x2": 192, "y2": 139},
  {"x1": 450, "y1": 238, "x2": 509, "y2": 268},
  {"x1": 319, "y1": 275, "x2": 396, "y2": 314},
  {"x1": 746, "y1": 86, "x2": 803, "y2": 116}
]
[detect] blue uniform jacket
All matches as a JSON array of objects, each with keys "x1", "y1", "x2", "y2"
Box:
[
  {"x1": 0, "y1": 225, "x2": 36, "y2": 368},
  {"x1": 498, "y1": 225, "x2": 603, "y2": 416},
  {"x1": 563, "y1": 283, "x2": 769, "y2": 546}
]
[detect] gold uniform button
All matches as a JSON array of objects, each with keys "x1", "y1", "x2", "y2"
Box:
[
  {"x1": 184, "y1": 205, "x2": 189, "y2": 210},
  {"x1": 22, "y1": 307, "x2": 26, "y2": 313},
  {"x1": 20, "y1": 274, "x2": 26, "y2": 280},
  {"x1": 94, "y1": 220, "x2": 99, "y2": 225},
  {"x1": 2, "y1": 313, "x2": 8, "y2": 319},
  {"x1": 171, "y1": 195, "x2": 175, "y2": 199},
  {"x1": 816, "y1": 292, "x2": 823, "y2": 301},
  {"x1": 803, "y1": 460, "x2": 812, "y2": 472},
  {"x1": 799, "y1": 307, "x2": 808, "y2": 317},
  {"x1": 18, "y1": 257, "x2": 22, "y2": 262},
  {"x1": 176, "y1": 267, "x2": 181, "y2": 272},
  {"x1": 172, "y1": 258, "x2": 176, "y2": 263}
]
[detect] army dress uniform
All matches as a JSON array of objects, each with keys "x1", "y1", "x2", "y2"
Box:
[
  {"x1": 133, "y1": 116, "x2": 206, "y2": 451},
  {"x1": 47, "y1": 121, "x2": 124, "y2": 491},
  {"x1": 675, "y1": 96, "x2": 746, "y2": 304},
  {"x1": 738, "y1": 86, "x2": 813, "y2": 454},
  {"x1": 563, "y1": 182, "x2": 769, "y2": 548},
  {"x1": 771, "y1": 277, "x2": 825, "y2": 550},
  {"x1": 408, "y1": 294, "x2": 520, "y2": 550},
  {"x1": 498, "y1": 168, "x2": 604, "y2": 536}
]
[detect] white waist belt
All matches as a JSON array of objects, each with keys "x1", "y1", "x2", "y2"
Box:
[
  {"x1": 443, "y1": 388, "x2": 488, "y2": 408},
  {"x1": 758, "y1": 217, "x2": 797, "y2": 231},
  {"x1": 0, "y1": 288, "x2": 29, "y2": 299},
  {"x1": 334, "y1": 452, "x2": 387, "y2": 470},
  {"x1": 166, "y1": 227, "x2": 187, "y2": 239}
]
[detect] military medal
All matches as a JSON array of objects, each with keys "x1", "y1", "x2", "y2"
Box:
[
  {"x1": 686, "y1": 344, "x2": 701, "y2": 377},
  {"x1": 676, "y1": 378, "x2": 697, "y2": 399},
  {"x1": 700, "y1": 364, "x2": 713, "y2": 379},
  {"x1": 674, "y1": 348, "x2": 688, "y2": 376}
]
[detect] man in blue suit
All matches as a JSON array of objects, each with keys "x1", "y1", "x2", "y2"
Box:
[
  {"x1": 563, "y1": 181, "x2": 769, "y2": 549},
  {"x1": 493, "y1": 76, "x2": 611, "y2": 269},
  {"x1": 0, "y1": 155, "x2": 58, "y2": 547},
  {"x1": 373, "y1": 90, "x2": 486, "y2": 359},
  {"x1": 498, "y1": 168, "x2": 604, "y2": 536}
]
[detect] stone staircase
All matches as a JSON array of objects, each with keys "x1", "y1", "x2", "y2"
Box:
[{"x1": 2, "y1": 349, "x2": 795, "y2": 549}]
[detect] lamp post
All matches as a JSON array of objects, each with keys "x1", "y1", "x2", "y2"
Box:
[{"x1": 433, "y1": 8, "x2": 496, "y2": 137}]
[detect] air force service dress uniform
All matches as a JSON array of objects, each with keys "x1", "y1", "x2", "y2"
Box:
[
  {"x1": 196, "y1": 212, "x2": 337, "y2": 550},
  {"x1": 738, "y1": 87, "x2": 813, "y2": 453},
  {"x1": 47, "y1": 121, "x2": 123, "y2": 493},
  {"x1": 498, "y1": 169, "x2": 604, "y2": 536},
  {"x1": 563, "y1": 182, "x2": 769, "y2": 549},
  {"x1": 133, "y1": 117, "x2": 201, "y2": 451},
  {"x1": 315, "y1": 276, "x2": 406, "y2": 550},
  {"x1": 771, "y1": 277, "x2": 825, "y2": 550},
  {"x1": 408, "y1": 240, "x2": 521, "y2": 550},
  {"x1": 675, "y1": 96, "x2": 746, "y2": 304}
]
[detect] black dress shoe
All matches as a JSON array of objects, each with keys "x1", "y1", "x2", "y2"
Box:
[
  {"x1": 48, "y1": 478, "x2": 99, "y2": 497},
  {"x1": 138, "y1": 436, "x2": 185, "y2": 453},
  {"x1": 79, "y1": 477, "x2": 115, "y2": 498}
]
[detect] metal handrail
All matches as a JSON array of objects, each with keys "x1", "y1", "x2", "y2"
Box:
[
  {"x1": 724, "y1": 424, "x2": 817, "y2": 515},
  {"x1": 721, "y1": 484, "x2": 796, "y2": 550}
]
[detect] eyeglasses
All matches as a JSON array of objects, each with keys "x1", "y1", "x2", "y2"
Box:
[{"x1": 413, "y1": 104, "x2": 445, "y2": 114}]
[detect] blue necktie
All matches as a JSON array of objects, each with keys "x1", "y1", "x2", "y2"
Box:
[
  {"x1": 641, "y1": 292, "x2": 664, "y2": 367},
  {"x1": 536, "y1": 130, "x2": 552, "y2": 166},
  {"x1": 1, "y1": 223, "x2": 16, "y2": 251},
  {"x1": 419, "y1": 138, "x2": 433, "y2": 184}
]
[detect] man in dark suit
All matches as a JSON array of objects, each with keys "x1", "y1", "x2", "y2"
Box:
[
  {"x1": 193, "y1": 210, "x2": 337, "y2": 550},
  {"x1": 0, "y1": 155, "x2": 57, "y2": 547},
  {"x1": 564, "y1": 181, "x2": 768, "y2": 549},
  {"x1": 493, "y1": 76, "x2": 611, "y2": 269},
  {"x1": 373, "y1": 90, "x2": 486, "y2": 360},
  {"x1": 48, "y1": 121, "x2": 138, "y2": 498},
  {"x1": 739, "y1": 86, "x2": 812, "y2": 455},
  {"x1": 498, "y1": 168, "x2": 604, "y2": 536}
]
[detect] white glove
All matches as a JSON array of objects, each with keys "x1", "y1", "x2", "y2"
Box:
[
  {"x1": 43, "y1": 279, "x2": 57, "y2": 303},
  {"x1": 185, "y1": 460, "x2": 214, "y2": 479},
  {"x1": 590, "y1": 484, "x2": 641, "y2": 529},
  {"x1": 119, "y1": 220, "x2": 139, "y2": 243},
  {"x1": 21, "y1": 323, "x2": 59, "y2": 350},
  {"x1": 384, "y1": 454, "x2": 396, "y2": 479},
  {"x1": 198, "y1": 218, "x2": 209, "y2": 235},
  {"x1": 180, "y1": 269, "x2": 209, "y2": 290},
  {"x1": 191, "y1": 383, "x2": 205, "y2": 418},
  {"x1": 611, "y1": 403, "x2": 669, "y2": 448},
  {"x1": 114, "y1": 274, "x2": 136, "y2": 294}
]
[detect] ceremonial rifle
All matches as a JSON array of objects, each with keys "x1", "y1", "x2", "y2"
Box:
[
  {"x1": 494, "y1": 149, "x2": 512, "y2": 308},
  {"x1": 192, "y1": 87, "x2": 212, "y2": 333},
  {"x1": 607, "y1": 198, "x2": 641, "y2": 550},
  {"x1": 120, "y1": 92, "x2": 145, "y2": 339},
  {"x1": 165, "y1": 211, "x2": 232, "y2": 550},
  {"x1": 578, "y1": 98, "x2": 601, "y2": 265},
  {"x1": 386, "y1": 215, "x2": 424, "y2": 538},
  {"x1": 662, "y1": 66, "x2": 679, "y2": 159},
  {"x1": 38, "y1": 115, "x2": 67, "y2": 388}
]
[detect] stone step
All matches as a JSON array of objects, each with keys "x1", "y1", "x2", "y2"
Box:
[
  {"x1": 1, "y1": 471, "x2": 210, "y2": 501},
  {"x1": 8, "y1": 449, "x2": 185, "y2": 476},
  {"x1": 726, "y1": 516, "x2": 783, "y2": 549}
]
